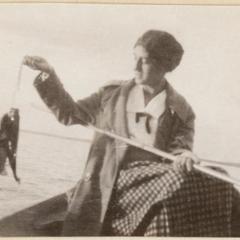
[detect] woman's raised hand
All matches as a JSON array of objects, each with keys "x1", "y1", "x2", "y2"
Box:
[{"x1": 23, "y1": 56, "x2": 54, "y2": 74}]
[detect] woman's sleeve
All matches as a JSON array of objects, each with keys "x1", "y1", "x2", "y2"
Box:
[{"x1": 34, "y1": 71, "x2": 102, "y2": 126}]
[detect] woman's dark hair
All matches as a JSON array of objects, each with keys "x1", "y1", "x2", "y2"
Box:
[{"x1": 135, "y1": 30, "x2": 184, "y2": 72}]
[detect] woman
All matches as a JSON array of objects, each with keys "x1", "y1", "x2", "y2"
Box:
[{"x1": 23, "y1": 30, "x2": 238, "y2": 236}]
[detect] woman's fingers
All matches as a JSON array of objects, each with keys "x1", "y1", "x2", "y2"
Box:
[
  {"x1": 174, "y1": 151, "x2": 200, "y2": 172},
  {"x1": 186, "y1": 158, "x2": 193, "y2": 172},
  {"x1": 23, "y1": 55, "x2": 53, "y2": 73},
  {"x1": 22, "y1": 56, "x2": 36, "y2": 69},
  {"x1": 173, "y1": 155, "x2": 186, "y2": 172}
]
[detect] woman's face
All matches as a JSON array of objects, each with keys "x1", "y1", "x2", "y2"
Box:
[{"x1": 133, "y1": 45, "x2": 165, "y2": 87}]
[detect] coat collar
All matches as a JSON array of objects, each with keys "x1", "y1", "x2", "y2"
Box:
[
  {"x1": 111, "y1": 78, "x2": 191, "y2": 168},
  {"x1": 116, "y1": 79, "x2": 190, "y2": 123},
  {"x1": 165, "y1": 81, "x2": 190, "y2": 122}
]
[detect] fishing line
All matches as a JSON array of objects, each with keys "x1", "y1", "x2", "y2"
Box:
[{"x1": 11, "y1": 62, "x2": 23, "y2": 108}]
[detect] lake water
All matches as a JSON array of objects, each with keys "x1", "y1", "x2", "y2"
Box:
[
  {"x1": 0, "y1": 129, "x2": 240, "y2": 219},
  {"x1": 0, "y1": 132, "x2": 90, "y2": 219}
]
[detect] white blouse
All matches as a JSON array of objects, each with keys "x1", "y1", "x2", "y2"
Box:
[{"x1": 126, "y1": 84, "x2": 167, "y2": 146}]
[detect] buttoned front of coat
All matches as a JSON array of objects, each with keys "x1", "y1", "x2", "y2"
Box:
[{"x1": 34, "y1": 72, "x2": 195, "y2": 236}]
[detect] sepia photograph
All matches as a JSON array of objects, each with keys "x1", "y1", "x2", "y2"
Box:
[{"x1": 0, "y1": 2, "x2": 240, "y2": 237}]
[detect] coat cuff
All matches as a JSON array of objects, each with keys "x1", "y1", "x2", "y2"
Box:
[
  {"x1": 34, "y1": 72, "x2": 51, "y2": 86},
  {"x1": 33, "y1": 69, "x2": 63, "y2": 90}
]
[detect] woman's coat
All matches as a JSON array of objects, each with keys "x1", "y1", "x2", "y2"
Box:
[{"x1": 34, "y1": 71, "x2": 195, "y2": 236}]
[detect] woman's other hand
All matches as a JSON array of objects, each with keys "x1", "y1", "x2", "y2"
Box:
[{"x1": 173, "y1": 150, "x2": 200, "y2": 172}]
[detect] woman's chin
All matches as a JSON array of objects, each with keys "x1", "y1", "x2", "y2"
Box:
[{"x1": 135, "y1": 78, "x2": 144, "y2": 85}]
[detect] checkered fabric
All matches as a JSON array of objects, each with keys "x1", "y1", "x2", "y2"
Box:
[{"x1": 110, "y1": 149, "x2": 236, "y2": 236}]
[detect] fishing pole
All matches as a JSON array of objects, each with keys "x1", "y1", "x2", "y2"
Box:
[{"x1": 87, "y1": 124, "x2": 240, "y2": 187}]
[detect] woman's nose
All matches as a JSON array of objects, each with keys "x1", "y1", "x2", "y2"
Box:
[{"x1": 134, "y1": 59, "x2": 142, "y2": 71}]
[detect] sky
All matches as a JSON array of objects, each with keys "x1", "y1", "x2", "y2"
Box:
[{"x1": 0, "y1": 4, "x2": 240, "y2": 168}]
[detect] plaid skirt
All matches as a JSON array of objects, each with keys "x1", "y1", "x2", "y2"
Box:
[{"x1": 109, "y1": 149, "x2": 237, "y2": 236}]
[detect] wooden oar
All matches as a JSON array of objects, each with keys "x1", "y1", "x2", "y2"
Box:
[
  {"x1": 200, "y1": 158, "x2": 240, "y2": 168},
  {"x1": 88, "y1": 124, "x2": 240, "y2": 187}
]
